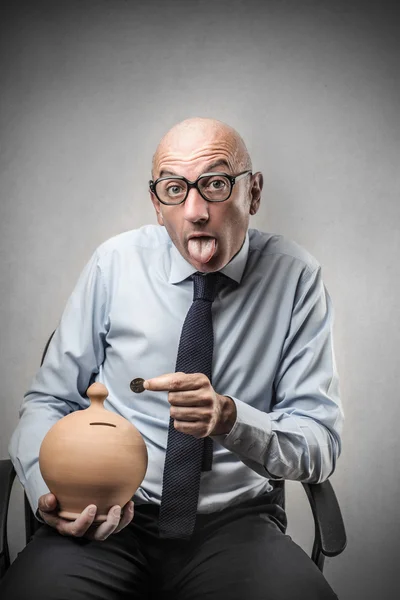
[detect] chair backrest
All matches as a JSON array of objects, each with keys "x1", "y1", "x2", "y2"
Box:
[{"x1": 40, "y1": 330, "x2": 55, "y2": 366}]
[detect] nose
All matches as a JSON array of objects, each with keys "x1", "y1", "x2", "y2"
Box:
[{"x1": 183, "y1": 187, "x2": 209, "y2": 224}]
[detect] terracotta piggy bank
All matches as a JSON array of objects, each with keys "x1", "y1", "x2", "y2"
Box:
[{"x1": 39, "y1": 382, "x2": 148, "y2": 522}]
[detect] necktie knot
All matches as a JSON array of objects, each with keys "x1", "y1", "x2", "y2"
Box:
[{"x1": 192, "y1": 272, "x2": 224, "y2": 302}]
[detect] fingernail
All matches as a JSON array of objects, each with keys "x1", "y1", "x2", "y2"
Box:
[
  {"x1": 88, "y1": 506, "x2": 96, "y2": 516},
  {"x1": 113, "y1": 506, "x2": 121, "y2": 517},
  {"x1": 128, "y1": 502, "x2": 134, "y2": 512}
]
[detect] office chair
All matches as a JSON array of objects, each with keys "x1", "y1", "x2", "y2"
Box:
[{"x1": 0, "y1": 331, "x2": 347, "y2": 579}]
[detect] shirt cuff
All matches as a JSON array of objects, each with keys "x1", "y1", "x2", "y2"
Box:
[{"x1": 213, "y1": 396, "x2": 273, "y2": 462}]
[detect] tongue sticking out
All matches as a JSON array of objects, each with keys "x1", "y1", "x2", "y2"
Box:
[{"x1": 188, "y1": 237, "x2": 217, "y2": 264}]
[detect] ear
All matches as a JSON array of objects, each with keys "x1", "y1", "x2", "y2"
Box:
[
  {"x1": 249, "y1": 172, "x2": 263, "y2": 216},
  {"x1": 150, "y1": 191, "x2": 164, "y2": 226}
]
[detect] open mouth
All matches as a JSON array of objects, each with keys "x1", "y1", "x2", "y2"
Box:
[{"x1": 187, "y1": 236, "x2": 217, "y2": 263}]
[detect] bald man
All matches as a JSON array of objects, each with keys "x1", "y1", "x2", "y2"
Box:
[{"x1": 2, "y1": 118, "x2": 343, "y2": 599}]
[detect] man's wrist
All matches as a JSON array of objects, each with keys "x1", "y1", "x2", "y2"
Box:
[{"x1": 213, "y1": 394, "x2": 237, "y2": 435}]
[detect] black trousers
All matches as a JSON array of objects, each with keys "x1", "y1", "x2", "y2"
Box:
[{"x1": 0, "y1": 490, "x2": 338, "y2": 600}]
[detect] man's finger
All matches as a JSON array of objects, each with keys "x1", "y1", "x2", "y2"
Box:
[
  {"x1": 56, "y1": 504, "x2": 97, "y2": 537},
  {"x1": 38, "y1": 493, "x2": 61, "y2": 527},
  {"x1": 114, "y1": 501, "x2": 134, "y2": 534},
  {"x1": 88, "y1": 505, "x2": 122, "y2": 541},
  {"x1": 170, "y1": 406, "x2": 209, "y2": 422},
  {"x1": 144, "y1": 372, "x2": 207, "y2": 392},
  {"x1": 38, "y1": 493, "x2": 58, "y2": 514},
  {"x1": 39, "y1": 510, "x2": 60, "y2": 529},
  {"x1": 168, "y1": 391, "x2": 210, "y2": 406},
  {"x1": 173, "y1": 420, "x2": 210, "y2": 438}
]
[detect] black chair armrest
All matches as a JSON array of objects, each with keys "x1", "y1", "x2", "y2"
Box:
[
  {"x1": 0, "y1": 459, "x2": 16, "y2": 577},
  {"x1": 302, "y1": 480, "x2": 347, "y2": 558}
]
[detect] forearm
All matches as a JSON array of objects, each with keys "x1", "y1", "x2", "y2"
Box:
[{"x1": 212, "y1": 397, "x2": 342, "y2": 483}]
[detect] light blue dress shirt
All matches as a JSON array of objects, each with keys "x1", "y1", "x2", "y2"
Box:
[{"x1": 9, "y1": 225, "x2": 343, "y2": 515}]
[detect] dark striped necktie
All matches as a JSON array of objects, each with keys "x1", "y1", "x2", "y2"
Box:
[{"x1": 159, "y1": 271, "x2": 225, "y2": 539}]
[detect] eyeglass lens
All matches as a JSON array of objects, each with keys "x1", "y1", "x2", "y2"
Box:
[{"x1": 155, "y1": 174, "x2": 232, "y2": 204}]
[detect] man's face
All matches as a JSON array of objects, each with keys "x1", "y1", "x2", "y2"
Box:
[{"x1": 150, "y1": 128, "x2": 262, "y2": 273}]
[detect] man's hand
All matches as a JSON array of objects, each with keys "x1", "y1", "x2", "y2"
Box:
[
  {"x1": 38, "y1": 493, "x2": 134, "y2": 541},
  {"x1": 144, "y1": 372, "x2": 237, "y2": 437}
]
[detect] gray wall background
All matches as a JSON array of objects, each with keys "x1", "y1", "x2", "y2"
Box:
[{"x1": 1, "y1": 0, "x2": 399, "y2": 597}]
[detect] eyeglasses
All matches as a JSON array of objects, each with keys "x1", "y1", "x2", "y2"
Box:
[{"x1": 149, "y1": 170, "x2": 252, "y2": 205}]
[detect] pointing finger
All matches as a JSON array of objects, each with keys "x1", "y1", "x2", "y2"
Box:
[{"x1": 144, "y1": 372, "x2": 206, "y2": 392}]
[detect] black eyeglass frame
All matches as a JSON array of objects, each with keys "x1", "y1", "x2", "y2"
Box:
[{"x1": 149, "y1": 170, "x2": 252, "y2": 205}]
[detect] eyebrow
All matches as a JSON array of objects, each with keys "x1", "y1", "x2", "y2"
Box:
[{"x1": 158, "y1": 159, "x2": 231, "y2": 179}]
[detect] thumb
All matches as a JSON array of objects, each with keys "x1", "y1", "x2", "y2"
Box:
[{"x1": 38, "y1": 493, "x2": 58, "y2": 513}]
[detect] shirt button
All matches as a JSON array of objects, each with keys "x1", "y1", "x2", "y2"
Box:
[{"x1": 234, "y1": 438, "x2": 242, "y2": 446}]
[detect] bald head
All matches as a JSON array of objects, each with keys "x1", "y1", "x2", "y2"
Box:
[
  {"x1": 152, "y1": 117, "x2": 252, "y2": 178},
  {"x1": 148, "y1": 117, "x2": 263, "y2": 273}
]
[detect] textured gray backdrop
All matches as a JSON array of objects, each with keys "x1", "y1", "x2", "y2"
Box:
[{"x1": 1, "y1": 1, "x2": 399, "y2": 598}]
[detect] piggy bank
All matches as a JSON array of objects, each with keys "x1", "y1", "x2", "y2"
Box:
[{"x1": 39, "y1": 382, "x2": 148, "y2": 522}]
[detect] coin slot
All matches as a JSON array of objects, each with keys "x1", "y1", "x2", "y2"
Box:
[{"x1": 90, "y1": 422, "x2": 116, "y2": 427}]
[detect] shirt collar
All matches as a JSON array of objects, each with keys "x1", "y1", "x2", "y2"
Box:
[{"x1": 168, "y1": 231, "x2": 249, "y2": 284}]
